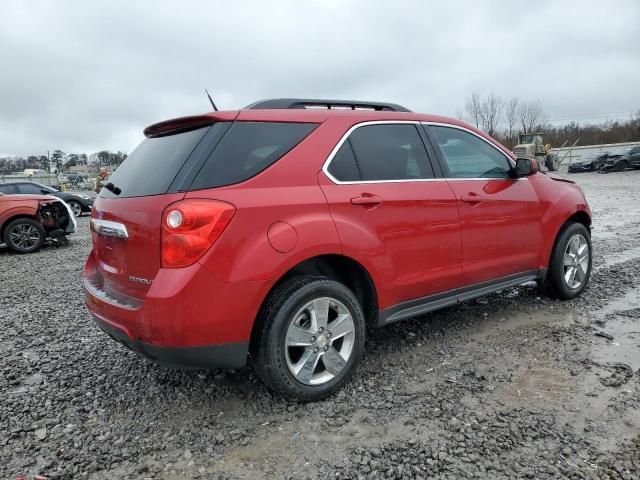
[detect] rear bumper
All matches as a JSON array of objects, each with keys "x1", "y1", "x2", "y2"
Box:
[
  {"x1": 83, "y1": 250, "x2": 270, "y2": 369},
  {"x1": 92, "y1": 312, "x2": 248, "y2": 369}
]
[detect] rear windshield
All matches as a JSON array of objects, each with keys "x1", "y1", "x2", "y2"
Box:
[
  {"x1": 100, "y1": 126, "x2": 209, "y2": 198},
  {"x1": 189, "y1": 121, "x2": 317, "y2": 190}
]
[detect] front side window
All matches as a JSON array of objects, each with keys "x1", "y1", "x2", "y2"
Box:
[
  {"x1": 430, "y1": 126, "x2": 512, "y2": 179},
  {"x1": 327, "y1": 123, "x2": 434, "y2": 182}
]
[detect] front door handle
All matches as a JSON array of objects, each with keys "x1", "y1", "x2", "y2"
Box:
[{"x1": 350, "y1": 194, "x2": 383, "y2": 207}]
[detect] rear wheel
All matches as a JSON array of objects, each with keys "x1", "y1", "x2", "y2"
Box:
[
  {"x1": 67, "y1": 200, "x2": 82, "y2": 217},
  {"x1": 3, "y1": 218, "x2": 45, "y2": 253},
  {"x1": 252, "y1": 276, "x2": 365, "y2": 401},
  {"x1": 540, "y1": 222, "x2": 591, "y2": 300}
]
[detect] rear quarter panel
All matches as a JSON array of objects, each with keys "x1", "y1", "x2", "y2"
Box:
[{"x1": 188, "y1": 119, "x2": 348, "y2": 284}]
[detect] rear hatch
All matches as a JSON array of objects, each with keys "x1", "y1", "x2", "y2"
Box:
[
  {"x1": 89, "y1": 112, "x2": 318, "y2": 302},
  {"x1": 90, "y1": 118, "x2": 228, "y2": 302}
]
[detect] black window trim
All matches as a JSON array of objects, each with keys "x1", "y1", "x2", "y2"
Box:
[
  {"x1": 422, "y1": 122, "x2": 519, "y2": 181},
  {"x1": 322, "y1": 120, "x2": 442, "y2": 184}
]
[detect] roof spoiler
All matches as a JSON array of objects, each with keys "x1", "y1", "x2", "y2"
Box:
[{"x1": 143, "y1": 112, "x2": 237, "y2": 138}]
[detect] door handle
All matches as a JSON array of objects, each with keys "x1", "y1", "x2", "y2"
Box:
[
  {"x1": 460, "y1": 194, "x2": 487, "y2": 203},
  {"x1": 350, "y1": 194, "x2": 383, "y2": 207}
]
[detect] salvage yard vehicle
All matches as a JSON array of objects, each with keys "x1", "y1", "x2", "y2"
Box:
[
  {"x1": 568, "y1": 152, "x2": 609, "y2": 173},
  {"x1": 0, "y1": 181, "x2": 93, "y2": 217},
  {"x1": 512, "y1": 132, "x2": 560, "y2": 171},
  {"x1": 598, "y1": 146, "x2": 640, "y2": 173},
  {"x1": 84, "y1": 98, "x2": 592, "y2": 401},
  {"x1": 0, "y1": 192, "x2": 75, "y2": 253}
]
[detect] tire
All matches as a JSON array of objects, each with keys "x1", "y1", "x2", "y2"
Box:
[
  {"x1": 67, "y1": 200, "x2": 82, "y2": 217},
  {"x1": 252, "y1": 276, "x2": 366, "y2": 401},
  {"x1": 540, "y1": 222, "x2": 591, "y2": 300},
  {"x1": 616, "y1": 160, "x2": 628, "y2": 172},
  {"x1": 545, "y1": 154, "x2": 559, "y2": 171},
  {"x1": 3, "y1": 218, "x2": 46, "y2": 253}
]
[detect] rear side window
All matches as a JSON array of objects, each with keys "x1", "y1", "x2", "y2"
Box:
[
  {"x1": 329, "y1": 124, "x2": 434, "y2": 182},
  {"x1": 101, "y1": 126, "x2": 209, "y2": 198},
  {"x1": 327, "y1": 141, "x2": 360, "y2": 182},
  {"x1": 190, "y1": 122, "x2": 317, "y2": 190},
  {"x1": 0, "y1": 184, "x2": 19, "y2": 194}
]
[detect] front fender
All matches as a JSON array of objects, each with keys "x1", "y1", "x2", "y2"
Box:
[{"x1": 539, "y1": 187, "x2": 591, "y2": 267}]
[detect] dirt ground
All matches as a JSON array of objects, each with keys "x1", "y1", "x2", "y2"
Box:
[{"x1": 1, "y1": 170, "x2": 639, "y2": 479}]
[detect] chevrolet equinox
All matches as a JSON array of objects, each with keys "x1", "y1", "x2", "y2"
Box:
[{"x1": 84, "y1": 98, "x2": 592, "y2": 400}]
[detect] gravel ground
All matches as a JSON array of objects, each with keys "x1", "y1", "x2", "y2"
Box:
[{"x1": 1, "y1": 171, "x2": 639, "y2": 479}]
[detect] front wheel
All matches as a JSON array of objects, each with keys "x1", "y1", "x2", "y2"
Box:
[
  {"x1": 540, "y1": 222, "x2": 591, "y2": 300},
  {"x1": 3, "y1": 218, "x2": 46, "y2": 253},
  {"x1": 252, "y1": 276, "x2": 366, "y2": 401},
  {"x1": 616, "y1": 160, "x2": 628, "y2": 172}
]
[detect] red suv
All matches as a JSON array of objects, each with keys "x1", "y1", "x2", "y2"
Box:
[{"x1": 84, "y1": 98, "x2": 592, "y2": 400}]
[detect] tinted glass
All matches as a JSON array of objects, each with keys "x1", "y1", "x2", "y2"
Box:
[
  {"x1": 18, "y1": 183, "x2": 45, "y2": 194},
  {"x1": 430, "y1": 126, "x2": 511, "y2": 178},
  {"x1": 191, "y1": 122, "x2": 317, "y2": 190},
  {"x1": 348, "y1": 124, "x2": 434, "y2": 181},
  {"x1": 100, "y1": 126, "x2": 209, "y2": 198},
  {"x1": 0, "y1": 184, "x2": 19, "y2": 194},
  {"x1": 327, "y1": 141, "x2": 360, "y2": 181}
]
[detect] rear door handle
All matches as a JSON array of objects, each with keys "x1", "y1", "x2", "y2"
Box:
[{"x1": 350, "y1": 194, "x2": 383, "y2": 207}]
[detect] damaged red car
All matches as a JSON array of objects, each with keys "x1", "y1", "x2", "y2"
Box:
[{"x1": 0, "y1": 192, "x2": 75, "y2": 253}]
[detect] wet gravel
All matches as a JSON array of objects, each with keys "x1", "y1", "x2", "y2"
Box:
[{"x1": 1, "y1": 171, "x2": 639, "y2": 479}]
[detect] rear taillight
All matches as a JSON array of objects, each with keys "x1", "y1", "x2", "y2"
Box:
[{"x1": 161, "y1": 199, "x2": 235, "y2": 268}]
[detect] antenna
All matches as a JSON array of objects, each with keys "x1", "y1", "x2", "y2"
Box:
[{"x1": 205, "y1": 89, "x2": 218, "y2": 111}]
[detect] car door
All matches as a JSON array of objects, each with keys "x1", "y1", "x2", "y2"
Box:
[
  {"x1": 424, "y1": 123, "x2": 543, "y2": 286},
  {"x1": 318, "y1": 122, "x2": 462, "y2": 310}
]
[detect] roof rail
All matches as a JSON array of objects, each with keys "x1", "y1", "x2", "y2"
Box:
[{"x1": 245, "y1": 98, "x2": 412, "y2": 112}]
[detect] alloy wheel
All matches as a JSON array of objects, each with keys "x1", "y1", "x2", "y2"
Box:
[
  {"x1": 284, "y1": 297, "x2": 355, "y2": 386},
  {"x1": 563, "y1": 233, "x2": 589, "y2": 289},
  {"x1": 69, "y1": 201, "x2": 82, "y2": 217},
  {"x1": 9, "y1": 224, "x2": 42, "y2": 250}
]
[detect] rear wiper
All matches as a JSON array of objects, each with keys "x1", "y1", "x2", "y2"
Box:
[{"x1": 103, "y1": 182, "x2": 122, "y2": 195}]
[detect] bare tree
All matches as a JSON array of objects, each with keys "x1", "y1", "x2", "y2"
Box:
[
  {"x1": 519, "y1": 100, "x2": 545, "y2": 134},
  {"x1": 505, "y1": 97, "x2": 519, "y2": 147},
  {"x1": 479, "y1": 93, "x2": 503, "y2": 137},
  {"x1": 464, "y1": 91, "x2": 483, "y2": 128}
]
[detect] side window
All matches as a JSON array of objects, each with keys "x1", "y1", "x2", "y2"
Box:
[
  {"x1": 0, "y1": 184, "x2": 19, "y2": 194},
  {"x1": 327, "y1": 141, "x2": 360, "y2": 181},
  {"x1": 190, "y1": 122, "x2": 317, "y2": 190},
  {"x1": 347, "y1": 124, "x2": 434, "y2": 181},
  {"x1": 18, "y1": 183, "x2": 43, "y2": 194},
  {"x1": 430, "y1": 126, "x2": 512, "y2": 179}
]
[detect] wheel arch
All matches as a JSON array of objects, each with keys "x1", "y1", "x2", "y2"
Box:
[
  {"x1": 249, "y1": 254, "x2": 378, "y2": 354},
  {"x1": 544, "y1": 208, "x2": 592, "y2": 269}
]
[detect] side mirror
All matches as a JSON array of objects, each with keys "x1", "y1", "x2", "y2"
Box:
[{"x1": 513, "y1": 158, "x2": 538, "y2": 177}]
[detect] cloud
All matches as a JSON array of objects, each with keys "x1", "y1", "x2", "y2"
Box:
[{"x1": 1, "y1": 0, "x2": 639, "y2": 156}]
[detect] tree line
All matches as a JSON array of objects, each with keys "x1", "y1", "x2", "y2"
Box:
[
  {"x1": 0, "y1": 150, "x2": 128, "y2": 175},
  {"x1": 459, "y1": 92, "x2": 640, "y2": 148}
]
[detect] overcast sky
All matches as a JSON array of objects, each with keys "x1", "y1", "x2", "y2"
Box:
[{"x1": 1, "y1": 0, "x2": 639, "y2": 156}]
